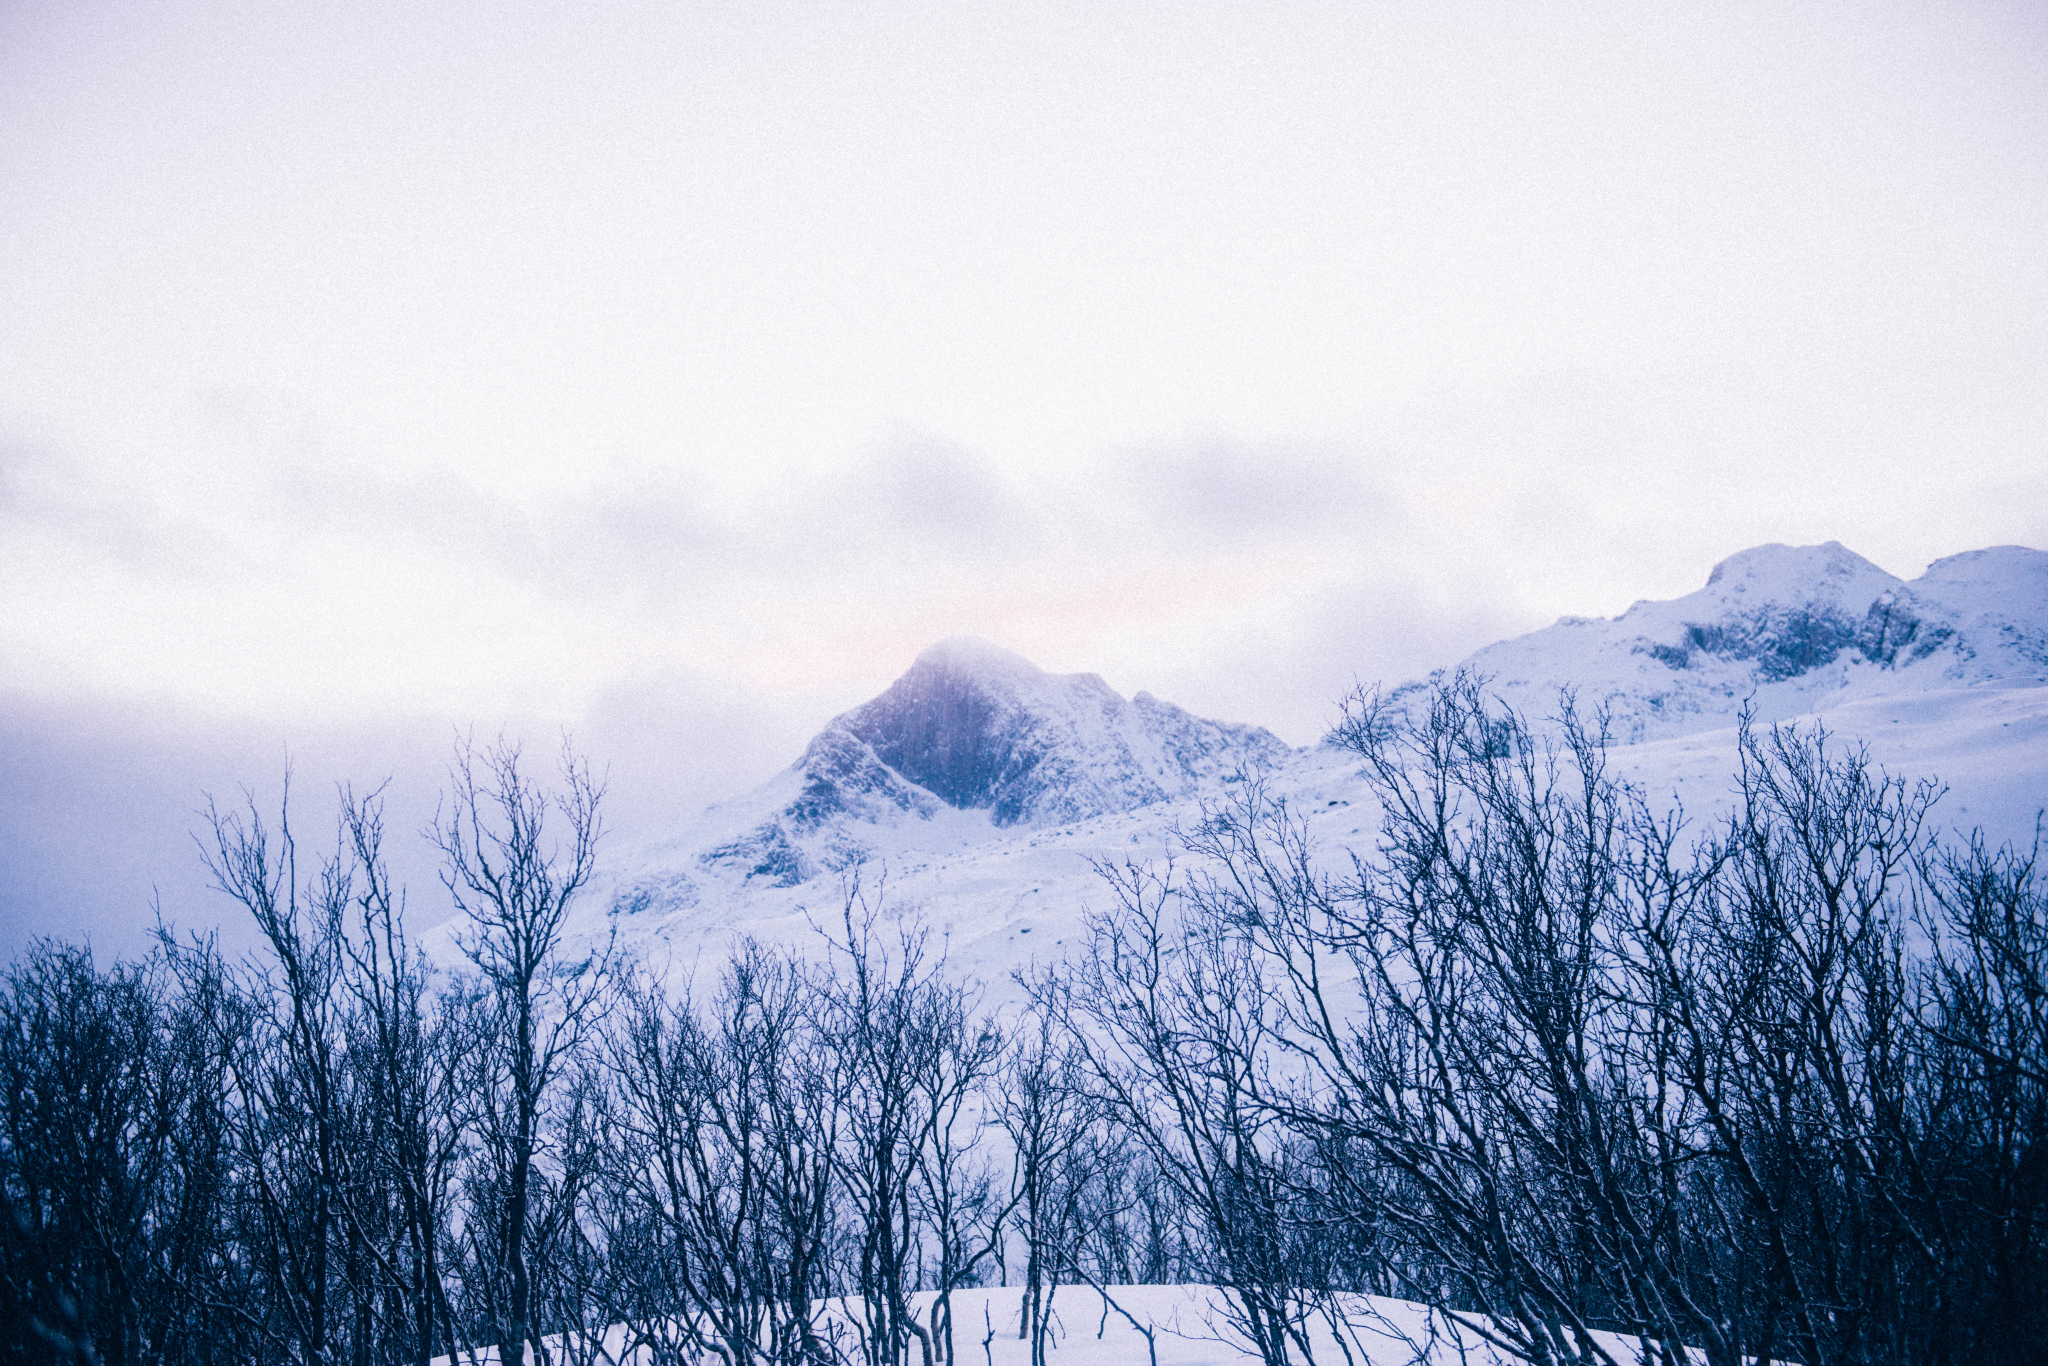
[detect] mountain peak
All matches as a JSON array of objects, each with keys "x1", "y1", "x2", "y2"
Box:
[
  {"x1": 1919, "y1": 545, "x2": 2048, "y2": 592},
  {"x1": 910, "y1": 636, "x2": 1046, "y2": 680},
  {"x1": 1702, "y1": 541, "x2": 1895, "y2": 596},
  {"x1": 841, "y1": 643, "x2": 1156, "y2": 819},
  {"x1": 1453, "y1": 540, "x2": 2045, "y2": 743},
  {"x1": 697, "y1": 641, "x2": 1290, "y2": 885}
]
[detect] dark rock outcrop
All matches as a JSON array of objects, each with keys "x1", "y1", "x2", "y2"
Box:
[{"x1": 702, "y1": 638, "x2": 1289, "y2": 884}]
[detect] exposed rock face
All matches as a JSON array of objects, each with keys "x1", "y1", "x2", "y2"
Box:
[
  {"x1": 702, "y1": 638, "x2": 1290, "y2": 885},
  {"x1": 575, "y1": 541, "x2": 2047, "y2": 960},
  {"x1": 1858, "y1": 547, "x2": 2048, "y2": 673},
  {"x1": 785, "y1": 727, "x2": 941, "y2": 833},
  {"x1": 845, "y1": 640, "x2": 1071, "y2": 819},
  {"x1": 1627, "y1": 542, "x2": 1899, "y2": 677},
  {"x1": 837, "y1": 638, "x2": 1286, "y2": 826},
  {"x1": 1448, "y1": 543, "x2": 2048, "y2": 742}
]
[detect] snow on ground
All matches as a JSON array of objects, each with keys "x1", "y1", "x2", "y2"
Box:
[
  {"x1": 545, "y1": 679, "x2": 2046, "y2": 1002},
  {"x1": 435, "y1": 1283, "x2": 1668, "y2": 1365},
  {"x1": 1608, "y1": 677, "x2": 2048, "y2": 849}
]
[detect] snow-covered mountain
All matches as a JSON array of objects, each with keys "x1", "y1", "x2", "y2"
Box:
[
  {"x1": 577, "y1": 543, "x2": 2048, "y2": 982},
  {"x1": 1444, "y1": 542, "x2": 2048, "y2": 742},
  {"x1": 693, "y1": 638, "x2": 1287, "y2": 889}
]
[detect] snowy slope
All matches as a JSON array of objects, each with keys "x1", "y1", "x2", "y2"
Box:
[
  {"x1": 436, "y1": 1283, "x2": 1652, "y2": 1365},
  {"x1": 687, "y1": 638, "x2": 1288, "y2": 891},
  {"x1": 555, "y1": 543, "x2": 2048, "y2": 985},
  {"x1": 576, "y1": 639, "x2": 1292, "y2": 980},
  {"x1": 1449, "y1": 542, "x2": 2048, "y2": 742}
]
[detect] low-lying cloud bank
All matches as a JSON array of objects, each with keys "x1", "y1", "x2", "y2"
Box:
[{"x1": 5, "y1": 376, "x2": 2045, "y2": 956}]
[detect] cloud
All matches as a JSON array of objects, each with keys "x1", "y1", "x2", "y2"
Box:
[
  {"x1": 6, "y1": 387, "x2": 2043, "y2": 954},
  {"x1": 0, "y1": 422, "x2": 1464, "y2": 953},
  {"x1": 0, "y1": 416, "x2": 1453, "y2": 726},
  {"x1": 7, "y1": 377, "x2": 2042, "y2": 751},
  {"x1": 1113, "y1": 438, "x2": 1399, "y2": 546},
  {"x1": 0, "y1": 686, "x2": 454, "y2": 962}
]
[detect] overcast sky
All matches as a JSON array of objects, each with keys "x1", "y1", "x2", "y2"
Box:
[{"x1": 4, "y1": 0, "x2": 2045, "y2": 952}]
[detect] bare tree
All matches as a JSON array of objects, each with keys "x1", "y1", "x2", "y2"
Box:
[
  {"x1": 992, "y1": 1010, "x2": 1090, "y2": 1366},
  {"x1": 337, "y1": 784, "x2": 472, "y2": 1366},
  {"x1": 200, "y1": 777, "x2": 359, "y2": 1366},
  {"x1": 0, "y1": 942, "x2": 244, "y2": 1366},
  {"x1": 906, "y1": 980, "x2": 1007, "y2": 1366},
  {"x1": 1915, "y1": 828, "x2": 2048, "y2": 1363},
  {"x1": 1034, "y1": 857, "x2": 1327, "y2": 1366},
  {"x1": 597, "y1": 943, "x2": 840, "y2": 1366},
  {"x1": 1148, "y1": 674, "x2": 2046, "y2": 1366},
  {"x1": 815, "y1": 898, "x2": 945, "y2": 1366},
  {"x1": 435, "y1": 735, "x2": 611, "y2": 1366}
]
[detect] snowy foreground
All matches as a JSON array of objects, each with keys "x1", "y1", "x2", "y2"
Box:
[{"x1": 434, "y1": 1284, "x2": 1667, "y2": 1365}]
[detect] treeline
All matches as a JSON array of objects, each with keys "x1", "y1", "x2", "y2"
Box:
[{"x1": 2, "y1": 679, "x2": 2044, "y2": 1366}]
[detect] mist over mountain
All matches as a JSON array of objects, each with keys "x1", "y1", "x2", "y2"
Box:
[
  {"x1": 7, "y1": 541, "x2": 2042, "y2": 970},
  {"x1": 698, "y1": 638, "x2": 1289, "y2": 889},
  {"x1": 574, "y1": 541, "x2": 2048, "y2": 986}
]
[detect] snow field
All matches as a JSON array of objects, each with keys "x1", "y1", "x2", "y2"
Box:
[{"x1": 434, "y1": 1282, "x2": 1671, "y2": 1365}]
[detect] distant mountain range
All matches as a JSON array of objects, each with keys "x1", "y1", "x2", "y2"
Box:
[
  {"x1": 1455, "y1": 542, "x2": 2048, "y2": 741},
  {"x1": 558, "y1": 543, "x2": 2048, "y2": 982}
]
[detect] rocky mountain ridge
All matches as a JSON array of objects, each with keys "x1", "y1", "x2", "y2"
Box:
[
  {"x1": 699, "y1": 637, "x2": 1289, "y2": 888},
  {"x1": 1446, "y1": 542, "x2": 2048, "y2": 741},
  {"x1": 575, "y1": 541, "x2": 2048, "y2": 980}
]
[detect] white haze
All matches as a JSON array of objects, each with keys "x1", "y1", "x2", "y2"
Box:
[{"x1": 1, "y1": 0, "x2": 2043, "y2": 952}]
